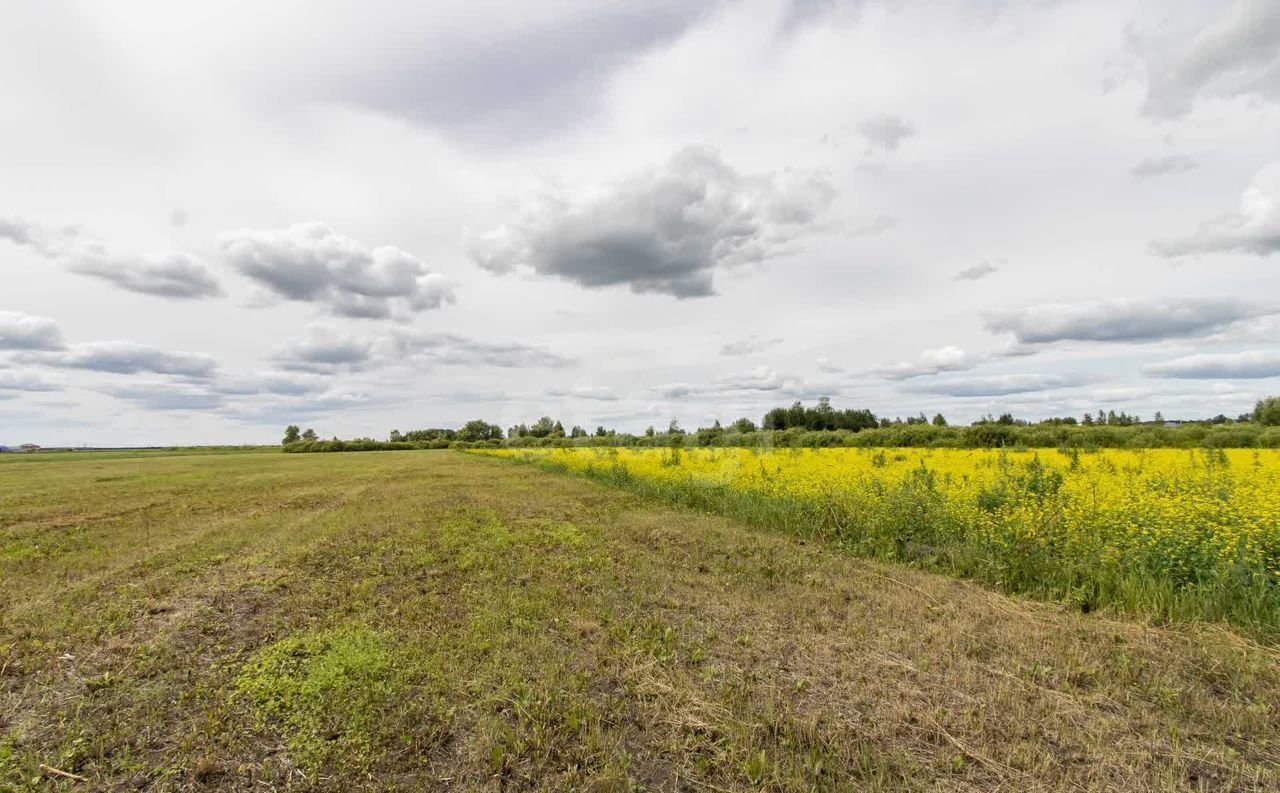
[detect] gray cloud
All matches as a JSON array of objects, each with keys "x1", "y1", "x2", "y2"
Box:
[
  {"x1": 273, "y1": 327, "x2": 374, "y2": 373},
  {"x1": 0, "y1": 217, "x2": 41, "y2": 249},
  {"x1": 0, "y1": 311, "x2": 65, "y2": 351},
  {"x1": 221, "y1": 222, "x2": 455, "y2": 318},
  {"x1": 65, "y1": 243, "x2": 222, "y2": 299},
  {"x1": 3, "y1": 218, "x2": 220, "y2": 298},
  {"x1": 218, "y1": 389, "x2": 381, "y2": 425},
  {"x1": 656, "y1": 366, "x2": 833, "y2": 400},
  {"x1": 954, "y1": 261, "x2": 999, "y2": 281},
  {"x1": 1144, "y1": 349, "x2": 1280, "y2": 379},
  {"x1": 0, "y1": 369, "x2": 61, "y2": 392},
  {"x1": 1131, "y1": 154, "x2": 1197, "y2": 179},
  {"x1": 0, "y1": 217, "x2": 72, "y2": 256},
  {"x1": 857, "y1": 114, "x2": 916, "y2": 152},
  {"x1": 1150, "y1": 162, "x2": 1280, "y2": 257},
  {"x1": 848, "y1": 215, "x2": 898, "y2": 237},
  {"x1": 390, "y1": 328, "x2": 576, "y2": 368},
  {"x1": 211, "y1": 371, "x2": 330, "y2": 396},
  {"x1": 909, "y1": 373, "x2": 1081, "y2": 397},
  {"x1": 1134, "y1": 0, "x2": 1280, "y2": 118},
  {"x1": 292, "y1": 2, "x2": 709, "y2": 144},
  {"x1": 720, "y1": 335, "x2": 782, "y2": 356},
  {"x1": 103, "y1": 371, "x2": 371, "y2": 422},
  {"x1": 877, "y1": 346, "x2": 976, "y2": 380},
  {"x1": 545, "y1": 385, "x2": 620, "y2": 401},
  {"x1": 50, "y1": 342, "x2": 219, "y2": 378},
  {"x1": 471, "y1": 145, "x2": 835, "y2": 298},
  {"x1": 101, "y1": 381, "x2": 226, "y2": 411},
  {"x1": 271, "y1": 326, "x2": 575, "y2": 373},
  {"x1": 984, "y1": 297, "x2": 1268, "y2": 345}
]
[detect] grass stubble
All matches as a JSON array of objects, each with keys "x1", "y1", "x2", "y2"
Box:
[{"x1": 1, "y1": 449, "x2": 1277, "y2": 791}]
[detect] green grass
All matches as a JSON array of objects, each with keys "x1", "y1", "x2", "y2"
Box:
[
  {"x1": 2, "y1": 449, "x2": 1278, "y2": 791},
  {"x1": 479, "y1": 450, "x2": 1280, "y2": 640},
  {"x1": 0, "y1": 447, "x2": 277, "y2": 464}
]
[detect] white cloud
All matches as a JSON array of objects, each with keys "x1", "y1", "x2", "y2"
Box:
[
  {"x1": 545, "y1": 385, "x2": 620, "y2": 401},
  {"x1": 877, "y1": 346, "x2": 975, "y2": 380},
  {"x1": 985, "y1": 298, "x2": 1270, "y2": 345},
  {"x1": 221, "y1": 222, "x2": 455, "y2": 318},
  {"x1": 1131, "y1": 154, "x2": 1196, "y2": 180},
  {"x1": 656, "y1": 365, "x2": 833, "y2": 400},
  {"x1": 65, "y1": 243, "x2": 222, "y2": 299},
  {"x1": 1144, "y1": 349, "x2": 1280, "y2": 379},
  {"x1": 857, "y1": 114, "x2": 916, "y2": 153},
  {"x1": 471, "y1": 145, "x2": 835, "y2": 298},
  {"x1": 1151, "y1": 162, "x2": 1280, "y2": 257},
  {"x1": 847, "y1": 215, "x2": 898, "y2": 237},
  {"x1": 0, "y1": 217, "x2": 66, "y2": 255},
  {"x1": 953, "y1": 262, "x2": 999, "y2": 282},
  {"x1": 1134, "y1": 0, "x2": 1280, "y2": 118},
  {"x1": 909, "y1": 373, "x2": 1084, "y2": 397},
  {"x1": 4, "y1": 1, "x2": 1280, "y2": 442},
  {"x1": 49, "y1": 342, "x2": 218, "y2": 378},
  {"x1": 816, "y1": 356, "x2": 843, "y2": 374},
  {"x1": 3, "y1": 218, "x2": 221, "y2": 298},
  {"x1": 0, "y1": 311, "x2": 64, "y2": 351},
  {"x1": 720, "y1": 335, "x2": 782, "y2": 356},
  {"x1": 389, "y1": 328, "x2": 576, "y2": 368}
]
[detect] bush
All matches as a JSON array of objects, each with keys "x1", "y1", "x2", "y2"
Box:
[{"x1": 285, "y1": 420, "x2": 1274, "y2": 453}]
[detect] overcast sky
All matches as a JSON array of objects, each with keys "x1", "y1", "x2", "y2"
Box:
[{"x1": 3, "y1": 0, "x2": 1280, "y2": 445}]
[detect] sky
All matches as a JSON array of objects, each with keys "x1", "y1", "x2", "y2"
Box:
[{"x1": 2, "y1": 0, "x2": 1280, "y2": 446}]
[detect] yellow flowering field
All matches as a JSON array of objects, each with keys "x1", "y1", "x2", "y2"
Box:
[{"x1": 475, "y1": 446, "x2": 1280, "y2": 636}]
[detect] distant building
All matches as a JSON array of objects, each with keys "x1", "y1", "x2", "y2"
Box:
[
  {"x1": 1162, "y1": 421, "x2": 1183, "y2": 429},
  {"x1": 18, "y1": 443, "x2": 41, "y2": 452}
]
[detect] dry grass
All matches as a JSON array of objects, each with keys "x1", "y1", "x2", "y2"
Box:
[{"x1": 1, "y1": 449, "x2": 1277, "y2": 791}]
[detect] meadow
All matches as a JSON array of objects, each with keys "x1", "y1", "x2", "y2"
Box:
[
  {"x1": 476, "y1": 447, "x2": 1280, "y2": 640},
  {"x1": 2, "y1": 449, "x2": 1279, "y2": 791}
]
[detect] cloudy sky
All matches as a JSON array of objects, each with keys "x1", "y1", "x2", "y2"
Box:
[{"x1": 3, "y1": 0, "x2": 1280, "y2": 445}]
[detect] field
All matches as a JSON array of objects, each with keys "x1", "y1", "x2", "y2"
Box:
[
  {"x1": 2, "y1": 449, "x2": 1279, "y2": 791},
  {"x1": 476, "y1": 447, "x2": 1280, "y2": 639}
]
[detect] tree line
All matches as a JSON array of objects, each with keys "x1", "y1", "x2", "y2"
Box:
[{"x1": 282, "y1": 395, "x2": 1280, "y2": 452}]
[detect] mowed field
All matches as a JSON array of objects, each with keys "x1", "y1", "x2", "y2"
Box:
[
  {"x1": 2, "y1": 451, "x2": 1278, "y2": 792},
  {"x1": 477, "y1": 447, "x2": 1280, "y2": 639}
]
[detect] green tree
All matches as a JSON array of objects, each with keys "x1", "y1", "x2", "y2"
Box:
[
  {"x1": 282, "y1": 425, "x2": 300, "y2": 445},
  {"x1": 931, "y1": 413, "x2": 947, "y2": 427},
  {"x1": 459, "y1": 420, "x2": 503, "y2": 442},
  {"x1": 530, "y1": 417, "x2": 556, "y2": 438},
  {"x1": 1254, "y1": 396, "x2": 1280, "y2": 425},
  {"x1": 301, "y1": 428, "x2": 318, "y2": 442}
]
